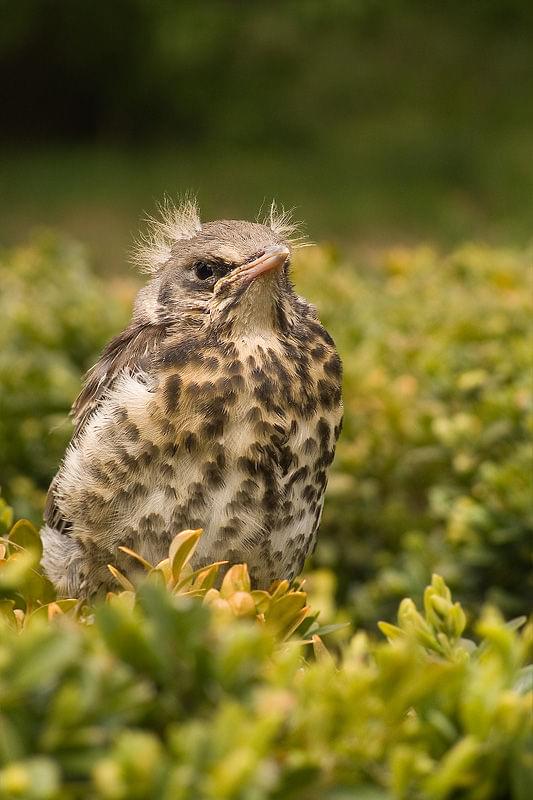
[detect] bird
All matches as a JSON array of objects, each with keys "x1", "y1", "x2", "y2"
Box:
[{"x1": 41, "y1": 199, "x2": 343, "y2": 598}]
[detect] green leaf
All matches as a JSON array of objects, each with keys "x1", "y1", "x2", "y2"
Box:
[
  {"x1": 512, "y1": 733, "x2": 533, "y2": 800},
  {"x1": 169, "y1": 529, "x2": 202, "y2": 582},
  {"x1": 107, "y1": 564, "x2": 135, "y2": 592},
  {"x1": 0, "y1": 499, "x2": 14, "y2": 535},
  {"x1": 220, "y1": 564, "x2": 251, "y2": 597},
  {"x1": 0, "y1": 758, "x2": 60, "y2": 799},
  {"x1": 266, "y1": 592, "x2": 309, "y2": 639},
  {"x1": 0, "y1": 599, "x2": 18, "y2": 629},
  {"x1": 0, "y1": 550, "x2": 38, "y2": 593},
  {"x1": 513, "y1": 665, "x2": 533, "y2": 696},
  {"x1": 8, "y1": 519, "x2": 42, "y2": 560},
  {"x1": 308, "y1": 621, "x2": 351, "y2": 637}
]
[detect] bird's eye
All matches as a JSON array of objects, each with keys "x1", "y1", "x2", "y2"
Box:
[{"x1": 194, "y1": 261, "x2": 215, "y2": 281}]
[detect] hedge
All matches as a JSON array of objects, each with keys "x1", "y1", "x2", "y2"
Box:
[
  {"x1": 1, "y1": 234, "x2": 531, "y2": 628},
  {"x1": 0, "y1": 505, "x2": 531, "y2": 800}
]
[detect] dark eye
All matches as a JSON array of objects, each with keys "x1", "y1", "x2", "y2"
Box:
[{"x1": 194, "y1": 261, "x2": 215, "y2": 281}]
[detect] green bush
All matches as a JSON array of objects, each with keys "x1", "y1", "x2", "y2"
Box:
[
  {"x1": 0, "y1": 511, "x2": 531, "y2": 800},
  {"x1": 0, "y1": 235, "x2": 530, "y2": 626},
  {"x1": 295, "y1": 243, "x2": 532, "y2": 624},
  {"x1": 0, "y1": 232, "x2": 129, "y2": 519}
]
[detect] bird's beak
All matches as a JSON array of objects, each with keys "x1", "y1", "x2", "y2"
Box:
[{"x1": 234, "y1": 245, "x2": 290, "y2": 283}]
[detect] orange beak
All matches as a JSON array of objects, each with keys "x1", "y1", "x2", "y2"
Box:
[{"x1": 234, "y1": 245, "x2": 290, "y2": 283}]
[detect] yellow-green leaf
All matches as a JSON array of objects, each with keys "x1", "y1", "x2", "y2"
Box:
[
  {"x1": 169, "y1": 529, "x2": 202, "y2": 581},
  {"x1": 8, "y1": 520, "x2": 42, "y2": 560},
  {"x1": 107, "y1": 564, "x2": 135, "y2": 592},
  {"x1": 118, "y1": 546, "x2": 153, "y2": 571},
  {"x1": 220, "y1": 564, "x2": 251, "y2": 597}
]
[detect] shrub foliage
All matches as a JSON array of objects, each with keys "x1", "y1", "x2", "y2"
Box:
[
  {"x1": 0, "y1": 235, "x2": 530, "y2": 628},
  {"x1": 0, "y1": 508, "x2": 531, "y2": 800},
  {"x1": 295, "y1": 244, "x2": 532, "y2": 623},
  {"x1": 0, "y1": 233, "x2": 128, "y2": 520}
]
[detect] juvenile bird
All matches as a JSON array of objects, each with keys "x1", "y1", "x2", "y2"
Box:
[{"x1": 41, "y1": 201, "x2": 343, "y2": 597}]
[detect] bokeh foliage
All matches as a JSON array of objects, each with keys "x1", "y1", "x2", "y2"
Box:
[
  {"x1": 2, "y1": 1, "x2": 533, "y2": 252},
  {"x1": 0, "y1": 234, "x2": 531, "y2": 627},
  {"x1": 0, "y1": 511, "x2": 531, "y2": 800},
  {"x1": 2, "y1": 5, "x2": 531, "y2": 795},
  {"x1": 3, "y1": 1, "x2": 533, "y2": 148},
  {"x1": 0, "y1": 234, "x2": 129, "y2": 519},
  {"x1": 296, "y1": 243, "x2": 533, "y2": 624}
]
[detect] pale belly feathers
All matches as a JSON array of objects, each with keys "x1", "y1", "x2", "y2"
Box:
[{"x1": 50, "y1": 334, "x2": 341, "y2": 590}]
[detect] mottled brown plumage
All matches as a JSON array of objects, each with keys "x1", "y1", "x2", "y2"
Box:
[{"x1": 41, "y1": 201, "x2": 343, "y2": 597}]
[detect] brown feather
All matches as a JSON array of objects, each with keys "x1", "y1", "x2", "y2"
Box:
[
  {"x1": 45, "y1": 322, "x2": 168, "y2": 536},
  {"x1": 72, "y1": 322, "x2": 167, "y2": 435}
]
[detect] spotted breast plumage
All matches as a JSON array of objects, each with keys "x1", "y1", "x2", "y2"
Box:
[{"x1": 41, "y1": 200, "x2": 343, "y2": 597}]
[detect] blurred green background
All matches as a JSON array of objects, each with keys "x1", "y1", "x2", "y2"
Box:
[
  {"x1": 1, "y1": 0, "x2": 532, "y2": 626},
  {"x1": 2, "y1": 0, "x2": 533, "y2": 269}
]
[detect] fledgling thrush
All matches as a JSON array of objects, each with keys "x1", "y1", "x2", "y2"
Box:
[{"x1": 41, "y1": 201, "x2": 343, "y2": 597}]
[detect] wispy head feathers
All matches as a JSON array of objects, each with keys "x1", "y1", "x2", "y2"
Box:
[
  {"x1": 262, "y1": 200, "x2": 309, "y2": 249},
  {"x1": 131, "y1": 196, "x2": 202, "y2": 273},
  {"x1": 132, "y1": 196, "x2": 309, "y2": 273}
]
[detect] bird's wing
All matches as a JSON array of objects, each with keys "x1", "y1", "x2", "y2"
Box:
[
  {"x1": 71, "y1": 322, "x2": 167, "y2": 437},
  {"x1": 44, "y1": 476, "x2": 73, "y2": 536},
  {"x1": 44, "y1": 322, "x2": 167, "y2": 535}
]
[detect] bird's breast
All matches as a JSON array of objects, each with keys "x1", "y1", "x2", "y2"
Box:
[
  {"x1": 60, "y1": 328, "x2": 342, "y2": 587},
  {"x1": 142, "y1": 333, "x2": 342, "y2": 584}
]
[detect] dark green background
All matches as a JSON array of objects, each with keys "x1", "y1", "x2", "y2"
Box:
[
  {"x1": 1, "y1": 0, "x2": 533, "y2": 270},
  {"x1": 1, "y1": 1, "x2": 531, "y2": 627}
]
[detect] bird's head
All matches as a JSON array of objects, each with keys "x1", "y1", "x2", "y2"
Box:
[{"x1": 132, "y1": 199, "x2": 307, "y2": 336}]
